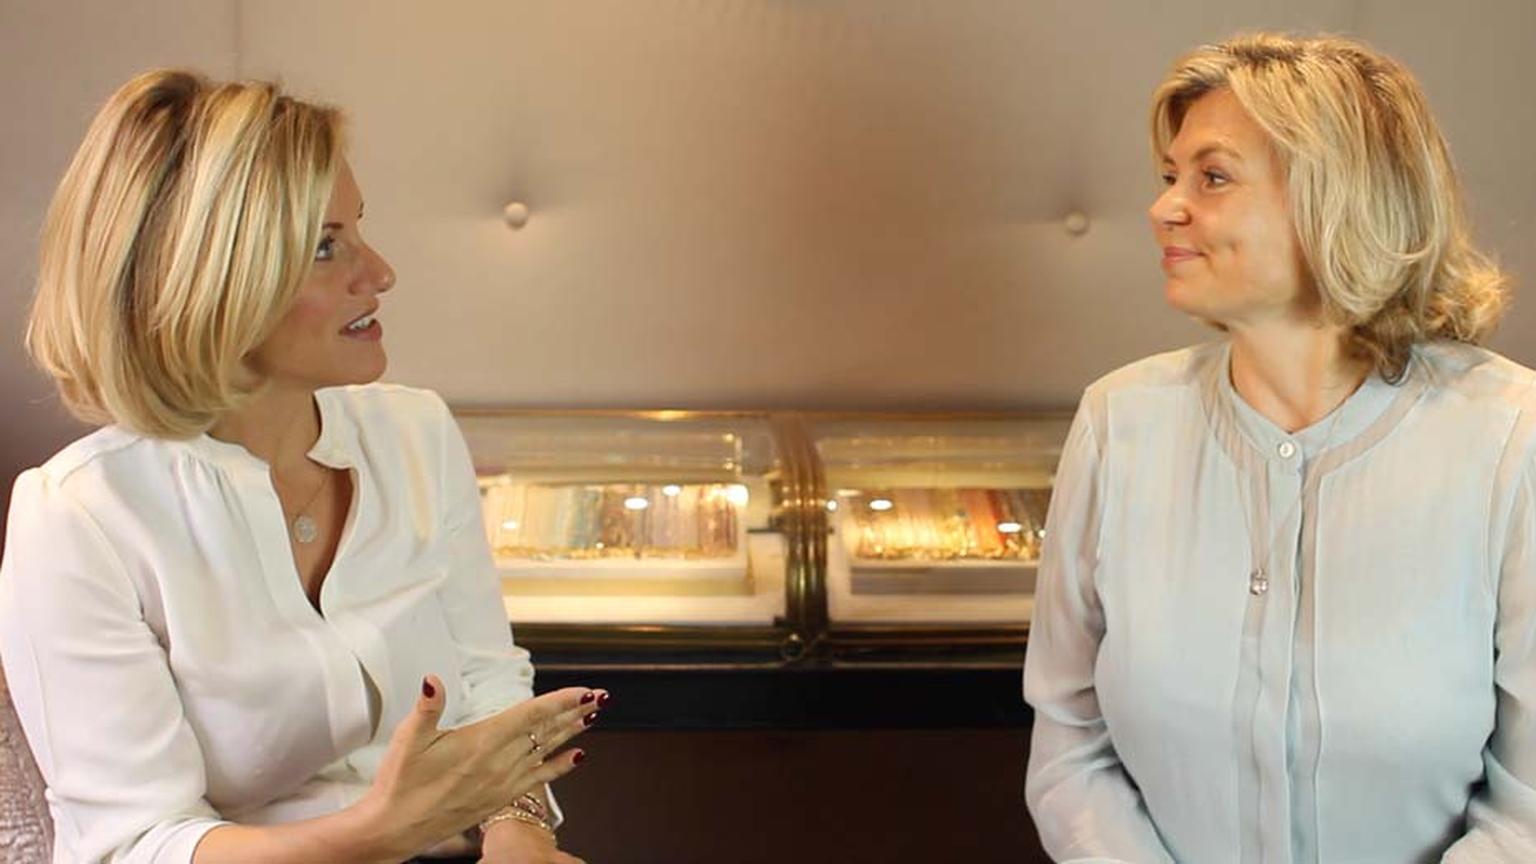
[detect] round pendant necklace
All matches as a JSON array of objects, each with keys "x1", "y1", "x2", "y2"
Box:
[{"x1": 284, "y1": 469, "x2": 331, "y2": 545}]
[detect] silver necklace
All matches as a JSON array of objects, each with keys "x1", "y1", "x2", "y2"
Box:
[
  {"x1": 1239, "y1": 399, "x2": 1349, "y2": 597},
  {"x1": 282, "y1": 470, "x2": 331, "y2": 545}
]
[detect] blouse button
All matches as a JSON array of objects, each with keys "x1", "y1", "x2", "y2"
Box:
[{"x1": 1277, "y1": 440, "x2": 1297, "y2": 459}]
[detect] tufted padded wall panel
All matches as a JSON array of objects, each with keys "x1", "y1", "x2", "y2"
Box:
[{"x1": 236, "y1": 0, "x2": 1534, "y2": 411}]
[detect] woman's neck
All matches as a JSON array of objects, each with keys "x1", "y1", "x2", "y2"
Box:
[
  {"x1": 1228, "y1": 321, "x2": 1371, "y2": 433},
  {"x1": 207, "y1": 384, "x2": 322, "y2": 476}
]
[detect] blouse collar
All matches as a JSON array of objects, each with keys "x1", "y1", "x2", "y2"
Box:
[
  {"x1": 1208, "y1": 340, "x2": 1424, "y2": 466},
  {"x1": 181, "y1": 388, "x2": 359, "y2": 473}
]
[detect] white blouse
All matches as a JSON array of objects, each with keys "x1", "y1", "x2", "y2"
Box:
[
  {"x1": 1024, "y1": 341, "x2": 1536, "y2": 863},
  {"x1": 0, "y1": 384, "x2": 543, "y2": 863}
]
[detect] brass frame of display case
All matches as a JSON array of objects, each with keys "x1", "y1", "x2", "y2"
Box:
[{"x1": 454, "y1": 407, "x2": 1070, "y2": 671}]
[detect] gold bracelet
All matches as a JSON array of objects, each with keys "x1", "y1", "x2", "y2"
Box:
[
  {"x1": 480, "y1": 794, "x2": 554, "y2": 836},
  {"x1": 514, "y1": 792, "x2": 550, "y2": 822}
]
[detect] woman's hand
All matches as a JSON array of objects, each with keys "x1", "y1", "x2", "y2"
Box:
[
  {"x1": 479, "y1": 819, "x2": 586, "y2": 864},
  {"x1": 354, "y1": 675, "x2": 601, "y2": 860}
]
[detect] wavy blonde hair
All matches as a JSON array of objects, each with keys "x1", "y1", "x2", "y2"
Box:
[
  {"x1": 27, "y1": 69, "x2": 343, "y2": 438},
  {"x1": 1151, "y1": 33, "x2": 1508, "y2": 382}
]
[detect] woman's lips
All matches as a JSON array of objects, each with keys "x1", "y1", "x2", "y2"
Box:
[
  {"x1": 340, "y1": 319, "x2": 383, "y2": 341},
  {"x1": 1162, "y1": 246, "x2": 1202, "y2": 266}
]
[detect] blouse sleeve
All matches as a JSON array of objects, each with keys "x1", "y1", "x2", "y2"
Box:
[
  {"x1": 427, "y1": 397, "x2": 564, "y2": 824},
  {"x1": 430, "y1": 399, "x2": 538, "y2": 728},
  {"x1": 0, "y1": 469, "x2": 229, "y2": 863},
  {"x1": 1023, "y1": 400, "x2": 1176, "y2": 863},
  {"x1": 1442, "y1": 450, "x2": 1536, "y2": 860}
]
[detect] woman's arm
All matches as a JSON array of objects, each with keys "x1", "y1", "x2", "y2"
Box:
[
  {"x1": 1, "y1": 471, "x2": 398, "y2": 863},
  {"x1": 431, "y1": 397, "x2": 574, "y2": 803},
  {"x1": 0, "y1": 465, "x2": 594, "y2": 864},
  {"x1": 430, "y1": 393, "x2": 541, "y2": 727},
  {"x1": 1023, "y1": 401, "x2": 1176, "y2": 864},
  {"x1": 192, "y1": 686, "x2": 593, "y2": 864},
  {"x1": 0, "y1": 469, "x2": 232, "y2": 863},
  {"x1": 1441, "y1": 448, "x2": 1536, "y2": 861},
  {"x1": 426, "y1": 394, "x2": 583, "y2": 851},
  {"x1": 191, "y1": 806, "x2": 389, "y2": 864}
]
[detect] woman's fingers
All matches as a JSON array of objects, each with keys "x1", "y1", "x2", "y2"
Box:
[
  {"x1": 484, "y1": 687, "x2": 600, "y2": 738},
  {"x1": 526, "y1": 703, "x2": 600, "y2": 758},
  {"x1": 514, "y1": 746, "x2": 587, "y2": 793},
  {"x1": 388, "y1": 674, "x2": 448, "y2": 752},
  {"x1": 480, "y1": 688, "x2": 607, "y2": 759}
]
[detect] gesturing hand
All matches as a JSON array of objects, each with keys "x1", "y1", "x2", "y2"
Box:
[{"x1": 358, "y1": 675, "x2": 602, "y2": 860}]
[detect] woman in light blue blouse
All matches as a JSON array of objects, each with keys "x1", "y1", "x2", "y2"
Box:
[{"x1": 1024, "y1": 33, "x2": 1536, "y2": 863}]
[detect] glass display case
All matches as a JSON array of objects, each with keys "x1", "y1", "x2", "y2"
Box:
[
  {"x1": 453, "y1": 409, "x2": 1072, "y2": 668},
  {"x1": 455, "y1": 410, "x2": 819, "y2": 662},
  {"x1": 809, "y1": 415, "x2": 1071, "y2": 630}
]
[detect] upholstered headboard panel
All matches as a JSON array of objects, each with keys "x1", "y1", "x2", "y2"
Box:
[{"x1": 2, "y1": 1, "x2": 1534, "y2": 519}]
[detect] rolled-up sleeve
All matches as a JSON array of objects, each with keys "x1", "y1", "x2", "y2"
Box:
[
  {"x1": 0, "y1": 469, "x2": 228, "y2": 863},
  {"x1": 1023, "y1": 399, "x2": 1175, "y2": 863},
  {"x1": 1443, "y1": 452, "x2": 1536, "y2": 860}
]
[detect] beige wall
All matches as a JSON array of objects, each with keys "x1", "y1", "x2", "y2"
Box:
[
  {"x1": 4, "y1": 0, "x2": 1534, "y2": 542},
  {"x1": 0, "y1": 0, "x2": 238, "y2": 542}
]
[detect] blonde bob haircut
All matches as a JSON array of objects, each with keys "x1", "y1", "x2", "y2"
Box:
[
  {"x1": 1151, "y1": 33, "x2": 1508, "y2": 383},
  {"x1": 27, "y1": 69, "x2": 343, "y2": 439}
]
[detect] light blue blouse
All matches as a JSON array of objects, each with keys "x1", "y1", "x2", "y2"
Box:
[{"x1": 1024, "y1": 340, "x2": 1536, "y2": 863}]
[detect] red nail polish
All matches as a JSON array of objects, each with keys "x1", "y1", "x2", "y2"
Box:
[
  {"x1": 580, "y1": 691, "x2": 596, "y2": 705},
  {"x1": 573, "y1": 749, "x2": 586, "y2": 765},
  {"x1": 422, "y1": 679, "x2": 436, "y2": 699},
  {"x1": 597, "y1": 692, "x2": 611, "y2": 708},
  {"x1": 583, "y1": 711, "x2": 599, "y2": 727}
]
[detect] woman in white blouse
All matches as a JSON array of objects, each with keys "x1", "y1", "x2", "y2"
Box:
[
  {"x1": 0, "y1": 71, "x2": 604, "y2": 863},
  {"x1": 1024, "y1": 33, "x2": 1536, "y2": 863}
]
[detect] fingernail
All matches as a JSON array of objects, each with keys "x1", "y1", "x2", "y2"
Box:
[
  {"x1": 422, "y1": 678, "x2": 436, "y2": 699},
  {"x1": 573, "y1": 749, "x2": 587, "y2": 765},
  {"x1": 597, "y1": 692, "x2": 611, "y2": 708},
  {"x1": 583, "y1": 711, "x2": 599, "y2": 727},
  {"x1": 580, "y1": 691, "x2": 596, "y2": 705}
]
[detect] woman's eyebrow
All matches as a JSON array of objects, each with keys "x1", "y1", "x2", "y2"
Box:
[{"x1": 1164, "y1": 143, "x2": 1244, "y2": 166}]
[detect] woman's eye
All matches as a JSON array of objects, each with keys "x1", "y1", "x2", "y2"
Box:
[
  {"x1": 1160, "y1": 172, "x2": 1177, "y2": 186},
  {"x1": 315, "y1": 236, "x2": 336, "y2": 261},
  {"x1": 1202, "y1": 170, "x2": 1230, "y2": 188}
]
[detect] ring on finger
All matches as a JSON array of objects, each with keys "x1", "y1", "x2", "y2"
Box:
[{"x1": 527, "y1": 731, "x2": 542, "y2": 755}]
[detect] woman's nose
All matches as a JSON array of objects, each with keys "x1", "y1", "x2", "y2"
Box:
[
  {"x1": 358, "y1": 245, "x2": 396, "y2": 294},
  {"x1": 1149, "y1": 185, "x2": 1190, "y2": 228}
]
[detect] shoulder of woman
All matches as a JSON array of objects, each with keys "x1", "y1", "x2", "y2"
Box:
[
  {"x1": 1083, "y1": 341, "x2": 1219, "y2": 402},
  {"x1": 1414, "y1": 342, "x2": 1536, "y2": 412},
  {"x1": 318, "y1": 382, "x2": 451, "y2": 430},
  {"x1": 12, "y1": 425, "x2": 154, "y2": 514}
]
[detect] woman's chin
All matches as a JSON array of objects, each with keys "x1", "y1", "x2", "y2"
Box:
[{"x1": 1163, "y1": 279, "x2": 1204, "y2": 317}]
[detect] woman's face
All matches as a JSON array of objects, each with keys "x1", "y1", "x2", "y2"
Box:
[
  {"x1": 248, "y1": 159, "x2": 395, "y2": 392},
  {"x1": 1148, "y1": 89, "x2": 1311, "y2": 327}
]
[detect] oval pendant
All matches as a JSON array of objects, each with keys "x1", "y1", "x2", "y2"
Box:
[{"x1": 294, "y1": 514, "x2": 318, "y2": 544}]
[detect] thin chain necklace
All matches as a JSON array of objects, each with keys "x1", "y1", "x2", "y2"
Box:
[
  {"x1": 280, "y1": 469, "x2": 331, "y2": 545},
  {"x1": 1237, "y1": 389, "x2": 1351, "y2": 597}
]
